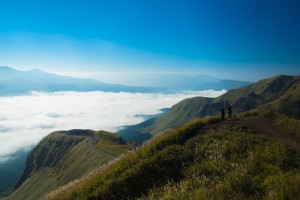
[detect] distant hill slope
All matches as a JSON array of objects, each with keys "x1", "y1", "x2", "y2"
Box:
[
  {"x1": 118, "y1": 75, "x2": 300, "y2": 143},
  {"x1": 216, "y1": 75, "x2": 300, "y2": 117},
  {"x1": 0, "y1": 66, "x2": 161, "y2": 96},
  {"x1": 43, "y1": 116, "x2": 300, "y2": 200},
  {"x1": 118, "y1": 97, "x2": 214, "y2": 144},
  {"x1": 5, "y1": 130, "x2": 131, "y2": 200},
  {"x1": 90, "y1": 73, "x2": 253, "y2": 90},
  {"x1": 0, "y1": 66, "x2": 252, "y2": 96},
  {"x1": 96, "y1": 73, "x2": 221, "y2": 88},
  {"x1": 193, "y1": 79, "x2": 252, "y2": 90}
]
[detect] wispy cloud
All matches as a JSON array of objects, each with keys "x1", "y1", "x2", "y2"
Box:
[{"x1": 0, "y1": 90, "x2": 225, "y2": 162}]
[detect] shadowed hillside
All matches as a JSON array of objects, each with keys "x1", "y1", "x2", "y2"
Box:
[
  {"x1": 5, "y1": 130, "x2": 131, "y2": 200},
  {"x1": 119, "y1": 75, "x2": 300, "y2": 144},
  {"x1": 0, "y1": 150, "x2": 28, "y2": 197}
]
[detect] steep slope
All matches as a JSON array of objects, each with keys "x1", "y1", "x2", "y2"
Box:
[
  {"x1": 5, "y1": 130, "x2": 131, "y2": 200},
  {"x1": 216, "y1": 75, "x2": 300, "y2": 116},
  {"x1": 118, "y1": 97, "x2": 214, "y2": 144},
  {"x1": 119, "y1": 75, "x2": 300, "y2": 143},
  {"x1": 185, "y1": 75, "x2": 300, "y2": 116},
  {"x1": 43, "y1": 116, "x2": 300, "y2": 200}
]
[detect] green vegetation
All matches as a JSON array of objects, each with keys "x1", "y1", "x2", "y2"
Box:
[
  {"x1": 264, "y1": 112, "x2": 300, "y2": 142},
  {"x1": 242, "y1": 111, "x2": 300, "y2": 143},
  {"x1": 143, "y1": 126, "x2": 299, "y2": 200},
  {"x1": 43, "y1": 116, "x2": 300, "y2": 200},
  {"x1": 218, "y1": 75, "x2": 300, "y2": 117},
  {"x1": 118, "y1": 97, "x2": 214, "y2": 144},
  {"x1": 6, "y1": 130, "x2": 131, "y2": 200}
]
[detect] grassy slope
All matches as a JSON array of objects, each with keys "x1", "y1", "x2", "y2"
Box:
[
  {"x1": 43, "y1": 115, "x2": 300, "y2": 200},
  {"x1": 6, "y1": 130, "x2": 130, "y2": 200},
  {"x1": 218, "y1": 75, "x2": 300, "y2": 115},
  {"x1": 118, "y1": 97, "x2": 213, "y2": 144},
  {"x1": 119, "y1": 75, "x2": 300, "y2": 143}
]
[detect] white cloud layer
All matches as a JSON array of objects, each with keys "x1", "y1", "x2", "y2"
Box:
[{"x1": 0, "y1": 90, "x2": 226, "y2": 162}]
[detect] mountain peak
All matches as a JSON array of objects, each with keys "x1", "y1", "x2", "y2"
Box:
[
  {"x1": 0, "y1": 66, "x2": 17, "y2": 72},
  {"x1": 27, "y1": 68, "x2": 45, "y2": 73}
]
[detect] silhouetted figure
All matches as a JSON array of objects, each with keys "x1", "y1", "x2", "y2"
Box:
[
  {"x1": 227, "y1": 105, "x2": 232, "y2": 119},
  {"x1": 221, "y1": 107, "x2": 225, "y2": 120}
]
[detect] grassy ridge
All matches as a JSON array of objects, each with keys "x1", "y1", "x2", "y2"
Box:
[
  {"x1": 118, "y1": 97, "x2": 214, "y2": 144},
  {"x1": 217, "y1": 75, "x2": 300, "y2": 117},
  {"x1": 44, "y1": 116, "x2": 300, "y2": 200},
  {"x1": 6, "y1": 130, "x2": 131, "y2": 200}
]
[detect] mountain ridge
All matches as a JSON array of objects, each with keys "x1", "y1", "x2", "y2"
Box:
[
  {"x1": 118, "y1": 75, "x2": 300, "y2": 143},
  {"x1": 5, "y1": 130, "x2": 131, "y2": 200}
]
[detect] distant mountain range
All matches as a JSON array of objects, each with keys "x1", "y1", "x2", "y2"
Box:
[
  {"x1": 0, "y1": 66, "x2": 252, "y2": 96},
  {"x1": 96, "y1": 73, "x2": 220, "y2": 88},
  {"x1": 96, "y1": 73, "x2": 252, "y2": 90},
  {"x1": 0, "y1": 66, "x2": 160, "y2": 96},
  {"x1": 118, "y1": 75, "x2": 300, "y2": 144}
]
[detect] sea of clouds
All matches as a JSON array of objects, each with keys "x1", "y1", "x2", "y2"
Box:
[{"x1": 0, "y1": 90, "x2": 226, "y2": 163}]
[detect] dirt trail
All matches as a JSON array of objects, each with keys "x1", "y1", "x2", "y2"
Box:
[
  {"x1": 63, "y1": 130, "x2": 116, "y2": 158},
  {"x1": 87, "y1": 134, "x2": 116, "y2": 159},
  {"x1": 224, "y1": 116, "x2": 300, "y2": 149}
]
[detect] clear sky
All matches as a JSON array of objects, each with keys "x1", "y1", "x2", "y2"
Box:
[{"x1": 0, "y1": 0, "x2": 300, "y2": 81}]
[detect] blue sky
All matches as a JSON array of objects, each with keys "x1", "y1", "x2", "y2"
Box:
[{"x1": 0, "y1": 0, "x2": 300, "y2": 81}]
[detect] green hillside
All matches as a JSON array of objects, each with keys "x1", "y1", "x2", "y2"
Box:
[
  {"x1": 118, "y1": 97, "x2": 214, "y2": 144},
  {"x1": 5, "y1": 130, "x2": 131, "y2": 200},
  {"x1": 217, "y1": 75, "x2": 300, "y2": 117},
  {"x1": 43, "y1": 115, "x2": 300, "y2": 200},
  {"x1": 119, "y1": 75, "x2": 300, "y2": 144}
]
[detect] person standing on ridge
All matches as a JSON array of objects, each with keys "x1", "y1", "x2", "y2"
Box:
[
  {"x1": 221, "y1": 107, "x2": 225, "y2": 120},
  {"x1": 227, "y1": 104, "x2": 232, "y2": 119}
]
